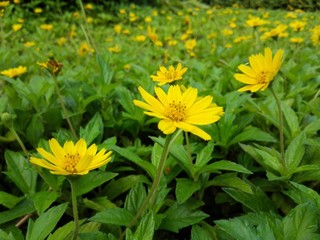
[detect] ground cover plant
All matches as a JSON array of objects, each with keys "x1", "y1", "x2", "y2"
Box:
[{"x1": 0, "y1": 0, "x2": 320, "y2": 239}]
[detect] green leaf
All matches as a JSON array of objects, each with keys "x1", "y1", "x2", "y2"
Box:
[
  {"x1": 83, "y1": 197, "x2": 117, "y2": 212},
  {"x1": 124, "y1": 183, "x2": 147, "y2": 214},
  {"x1": 26, "y1": 115, "x2": 44, "y2": 146},
  {"x1": 79, "y1": 113, "x2": 103, "y2": 145},
  {"x1": 283, "y1": 202, "x2": 320, "y2": 240},
  {"x1": 282, "y1": 102, "x2": 300, "y2": 138},
  {"x1": 215, "y1": 218, "x2": 259, "y2": 240},
  {"x1": 5, "y1": 150, "x2": 37, "y2": 194},
  {"x1": 96, "y1": 54, "x2": 114, "y2": 84},
  {"x1": 26, "y1": 203, "x2": 68, "y2": 240},
  {"x1": 72, "y1": 171, "x2": 118, "y2": 196},
  {"x1": 285, "y1": 133, "x2": 306, "y2": 173},
  {"x1": 32, "y1": 191, "x2": 60, "y2": 215},
  {"x1": 195, "y1": 141, "x2": 214, "y2": 169},
  {"x1": 303, "y1": 119, "x2": 320, "y2": 135},
  {"x1": 47, "y1": 221, "x2": 74, "y2": 240},
  {"x1": 89, "y1": 208, "x2": 135, "y2": 226},
  {"x1": 0, "y1": 191, "x2": 24, "y2": 209},
  {"x1": 132, "y1": 211, "x2": 155, "y2": 240},
  {"x1": 105, "y1": 175, "x2": 150, "y2": 200},
  {"x1": 229, "y1": 126, "x2": 276, "y2": 145},
  {"x1": 79, "y1": 232, "x2": 109, "y2": 240},
  {"x1": 160, "y1": 202, "x2": 209, "y2": 233},
  {"x1": 175, "y1": 178, "x2": 201, "y2": 204},
  {"x1": 206, "y1": 173, "x2": 253, "y2": 194},
  {"x1": 224, "y1": 186, "x2": 277, "y2": 212},
  {"x1": 240, "y1": 144, "x2": 281, "y2": 173},
  {"x1": 199, "y1": 160, "x2": 252, "y2": 174},
  {"x1": 0, "y1": 229, "x2": 16, "y2": 240},
  {"x1": 109, "y1": 145, "x2": 156, "y2": 179},
  {"x1": 191, "y1": 225, "x2": 212, "y2": 240}
]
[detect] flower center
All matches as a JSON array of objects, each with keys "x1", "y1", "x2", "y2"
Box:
[
  {"x1": 64, "y1": 153, "x2": 80, "y2": 173},
  {"x1": 166, "y1": 100, "x2": 186, "y2": 121},
  {"x1": 258, "y1": 71, "x2": 271, "y2": 83},
  {"x1": 165, "y1": 70, "x2": 177, "y2": 81}
]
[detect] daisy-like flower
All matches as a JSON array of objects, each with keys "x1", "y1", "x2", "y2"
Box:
[
  {"x1": 234, "y1": 48, "x2": 284, "y2": 92},
  {"x1": 151, "y1": 63, "x2": 187, "y2": 86},
  {"x1": 133, "y1": 85, "x2": 224, "y2": 140},
  {"x1": 1, "y1": 66, "x2": 27, "y2": 78},
  {"x1": 30, "y1": 138, "x2": 112, "y2": 175}
]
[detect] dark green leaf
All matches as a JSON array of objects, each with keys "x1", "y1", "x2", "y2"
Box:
[
  {"x1": 229, "y1": 126, "x2": 276, "y2": 145},
  {"x1": 26, "y1": 115, "x2": 44, "y2": 146},
  {"x1": 132, "y1": 211, "x2": 155, "y2": 240},
  {"x1": 195, "y1": 141, "x2": 214, "y2": 169},
  {"x1": 124, "y1": 183, "x2": 147, "y2": 214},
  {"x1": 191, "y1": 225, "x2": 212, "y2": 240},
  {"x1": 47, "y1": 221, "x2": 74, "y2": 240},
  {"x1": 175, "y1": 178, "x2": 201, "y2": 204},
  {"x1": 285, "y1": 133, "x2": 306, "y2": 173},
  {"x1": 0, "y1": 191, "x2": 24, "y2": 209},
  {"x1": 199, "y1": 160, "x2": 252, "y2": 174},
  {"x1": 89, "y1": 208, "x2": 135, "y2": 226},
  {"x1": 79, "y1": 113, "x2": 103, "y2": 145},
  {"x1": 96, "y1": 54, "x2": 114, "y2": 84},
  {"x1": 282, "y1": 102, "x2": 300, "y2": 138},
  {"x1": 32, "y1": 191, "x2": 60, "y2": 215}
]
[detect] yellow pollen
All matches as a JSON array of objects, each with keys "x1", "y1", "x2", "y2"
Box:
[
  {"x1": 166, "y1": 100, "x2": 186, "y2": 121},
  {"x1": 64, "y1": 153, "x2": 80, "y2": 173},
  {"x1": 258, "y1": 71, "x2": 268, "y2": 83},
  {"x1": 165, "y1": 70, "x2": 177, "y2": 80}
]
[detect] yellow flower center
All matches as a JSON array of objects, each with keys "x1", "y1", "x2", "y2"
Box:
[
  {"x1": 165, "y1": 70, "x2": 178, "y2": 81},
  {"x1": 258, "y1": 71, "x2": 272, "y2": 83},
  {"x1": 64, "y1": 153, "x2": 80, "y2": 173},
  {"x1": 166, "y1": 100, "x2": 186, "y2": 121}
]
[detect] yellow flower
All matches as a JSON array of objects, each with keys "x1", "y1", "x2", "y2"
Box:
[
  {"x1": 133, "y1": 85, "x2": 224, "y2": 141},
  {"x1": 144, "y1": 16, "x2": 152, "y2": 23},
  {"x1": 86, "y1": 17, "x2": 93, "y2": 23},
  {"x1": 56, "y1": 37, "x2": 67, "y2": 46},
  {"x1": 84, "y1": 3, "x2": 93, "y2": 10},
  {"x1": 261, "y1": 24, "x2": 288, "y2": 40},
  {"x1": 234, "y1": 48, "x2": 284, "y2": 92},
  {"x1": 290, "y1": 37, "x2": 304, "y2": 43},
  {"x1": 222, "y1": 28, "x2": 233, "y2": 36},
  {"x1": 119, "y1": 9, "x2": 126, "y2": 14},
  {"x1": 151, "y1": 63, "x2": 187, "y2": 86},
  {"x1": 37, "y1": 58, "x2": 63, "y2": 75},
  {"x1": 289, "y1": 20, "x2": 307, "y2": 32},
  {"x1": 0, "y1": 1, "x2": 9, "y2": 7},
  {"x1": 185, "y1": 39, "x2": 197, "y2": 51},
  {"x1": 310, "y1": 25, "x2": 320, "y2": 46},
  {"x1": 30, "y1": 138, "x2": 112, "y2": 175},
  {"x1": 40, "y1": 24, "x2": 53, "y2": 31},
  {"x1": 12, "y1": 24, "x2": 22, "y2": 32},
  {"x1": 24, "y1": 41, "x2": 35, "y2": 47},
  {"x1": 233, "y1": 35, "x2": 252, "y2": 43},
  {"x1": 246, "y1": 17, "x2": 268, "y2": 27},
  {"x1": 108, "y1": 44, "x2": 121, "y2": 53},
  {"x1": 34, "y1": 8, "x2": 42, "y2": 13},
  {"x1": 114, "y1": 24, "x2": 122, "y2": 34},
  {"x1": 14, "y1": 0, "x2": 20, "y2": 3},
  {"x1": 1, "y1": 66, "x2": 27, "y2": 78},
  {"x1": 78, "y1": 42, "x2": 94, "y2": 56},
  {"x1": 135, "y1": 35, "x2": 146, "y2": 42}
]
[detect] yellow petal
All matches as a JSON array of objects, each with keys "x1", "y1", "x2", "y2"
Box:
[{"x1": 158, "y1": 119, "x2": 176, "y2": 134}]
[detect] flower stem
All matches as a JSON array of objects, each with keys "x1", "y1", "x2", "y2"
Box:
[
  {"x1": 68, "y1": 178, "x2": 79, "y2": 240},
  {"x1": 9, "y1": 127, "x2": 29, "y2": 157},
  {"x1": 119, "y1": 134, "x2": 175, "y2": 240},
  {"x1": 270, "y1": 87, "x2": 286, "y2": 172},
  {"x1": 52, "y1": 75, "x2": 78, "y2": 140}
]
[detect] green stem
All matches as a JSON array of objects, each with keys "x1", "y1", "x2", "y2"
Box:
[
  {"x1": 119, "y1": 134, "x2": 175, "y2": 240},
  {"x1": 270, "y1": 87, "x2": 286, "y2": 172},
  {"x1": 68, "y1": 178, "x2": 79, "y2": 240},
  {"x1": 52, "y1": 75, "x2": 78, "y2": 140},
  {"x1": 9, "y1": 127, "x2": 29, "y2": 157},
  {"x1": 184, "y1": 131, "x2": 192, "y2": 166}
]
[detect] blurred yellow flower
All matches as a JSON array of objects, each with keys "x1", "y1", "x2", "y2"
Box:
[
  {"x1": 167, "y1": 39, "x2": 177, "y2": 46},
  {"x1": 114, "y1": 24, "x2": 122, "y2": 34},
  {"x1": 246, "y1": 17, "x2": 268, "y2": 27},
  {"x1": 144, "y1": 16, "x2": 152, "y2": 23},
  {"x1": 30, "y1": 138, "x2": 112, "y2": 175},
  {"x1": 1, "y1": 66, "x2": 27, "y2": 78},
  {"x1": 233, "y1": 35, "x2": 252, "y2": 43},
  {"x1": 14, "y1": 0, "x2": 20, "y2": 3},
  {"x1": 0, "y1": 1, "x2": 9, "y2": 7},
  {"x1": 37, "y1": 58, "x2": 63, "y2": 75},
  {"x1": 133, "y1": 85, "x2": 224, "y2": 141},
  {"x1": 129, "y1": 12, "x2": 138, "y2": 22},
  {"x1": 289, "y1": 37, "x2": 303, "y2": 43},
  {"x1": 12, "y1": 24, "x2": 22, "y2": 32},
  {"x1": 84, "y1": 3, "x2": 93, "y2": 10},
  {"x1": 222, "y1": 28, "x2": 233, "y2": 36},
  {"x1": 289, "y1": 20, "x2": 307, "y2": 32},
  {"x1": 108, "y1": 44, "x2": 121, "y2": 53},
  {"x1": 136, "y1": 35, "x2": 146, "y2": 42},
  {"x1": 310, "y1": 25, "x2": 320, "y2": 46},
  {"x1": 56, "y1": 37, "x2": 67, "y2": 46},
  {"x1": 185, "y1": 39, "x2": 197, "y2": 51},
  {"x1": 86, "y1": 17, "x2": 93, "y2": 23},
  {"x1": 24, "y1": 41, "x2": 35, "y2": 47},
  {"x1": 151, "y1": 63, "x2": 187, "y2": 86},
  {"x1": 40, "y1": 24, "x2": 53, "y2": 31},
  {"x1": 124, "y1": 64, "x2": 131, "y2": 70},
  {"x1": 34, "y1": 8, "x2": 42, "y2": 13},
  {"x1": 234, "y1": 48, "x2": 284, "y2": 92},
  {"x1": 261, "y1": 24, "x2": 287, "y2": 39},
  {"x1": 119, "y1": 9, "x2": 126, "y2": 14},
  {"x1": 78, "y1": 42, "x2": 94, "y2": 56}
]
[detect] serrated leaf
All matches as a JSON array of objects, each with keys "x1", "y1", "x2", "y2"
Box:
[
  {"x1": 282, "y1": 102, "x2": 300, "y2": 138},
  {"x1": 96, "y1": 54, "x2": 114, "y2": 84},
  {"x1": 160, "y1": 202, "x2": 209, "y2": 233},
  {"x1": 175, "y1": 178, "x2": 201, "y2": 204},
  {"x1": 0, "y1": 198, "x2": 35, "y2": 225},
  {"x1": 104, "y1": 175, "x2": 150, "y2": 200},
  {"x1": 283, "y1": 202, "x2": 320, "y2": 240},
  {"x1": 199, "y1": 160, "x2": 252, "y2": 174},
  {"x1": 109, "y1": 145, "x2": 156, "y2": 179},
  {"x1": 27, "y1": 203, "x2": 68, "y2": 240},
  {"x1": 5, "y1": 150, "x2": 37, "y2": 194},
  {"x1": 191, "y1": 225, "x2": 212, "y2": 240},
  {"x1": 0, "y1": 191, "x2": 24, "y2": 209},
  {"x1": 72, "y1": 171, "x2": 118, "y2": 196},
  {"x1": 229, "y1": 127, "x2": 276, "y2": 145},
  {"x1": 285, "y1": 133, "x2": 306, "y2": 173},
  {"x1": 32, "y1": 191, "x2": 60, "y2": 215},
  {"x1": 79, "y1": 113, "x2": 103, "y2": 145},
  {"x1": 124, "y1": 183, "x2": 147, "y2": 214},
  {"x1": 132, "y1": 211, "x2": 155, "y2": 240},
  {"x1": 195, "y1": 141, "x2": 214, "y2": 169},
  {"x1": 89, "y1": 208, "x2": 135, "y2": 226}
]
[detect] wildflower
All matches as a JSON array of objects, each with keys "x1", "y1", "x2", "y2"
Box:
[
  {"x1": 124, "y1": 64, "x2": 131, "y2": 70},
  {"x1": 135, "y1": 35, "x2": 146, "y2": 42},
  {"x1": 114, "y1": 24, "x2": 122, "y2": 34},
  {"x1": 37, "y1": 58, "x2": 63, "y2": 75},
  {"x1": 84, "y1": 3, "x2": 93, "y2": 10},
  {"x1": 222, "y1": 28, "x2": 233, "y2": 36},
  {"x1": 0, "y1": 1, "x2": 9, "y2": 7},
  {"x1": 40, "y1": 24, "x2": 53, "y2": 31},
  {"x1": 34, "y1": 8, "x2": 42, "y2": 13},
  {"x1": 30, "y1": 138, "x2": 112, "y2": 175},
  {"x1": 167, "y1": 39, "x2": 177, "y2": 46},
  {"x1": 78, "y1": 42, "x2": 94, "y2": 56},
  {"x1": 144, "y1": 16, "x2": 152, "y2": 23},
  {"x1": 246, "y1": 17, "x2": 268, "y2": 27},
  {"x1": 233, "y1": 35, "x2": 252, "y2": 43},
  {"x1": 86, "y1": 17, "x2": 93, "y2": 23},
  {"x1": 24, "y1": 41, "x2": 35, "y2": 47},
  {"x1": 133, "y1": 85, "x2": 224, "y2": 141},
  {"x1": 185, "y1": 39, "x2": 197, "y2": 51},
  {"x1": 234, "y1": 48, "x2": 284, "y2": 92},
  {"x1": 310, "y1": 25, "x2": 320, "y2": 46},
  {"x1": 129, "y1": 12, "x2": 138, "y2": 22},
  {"x1": 119, "y1": 9, "x2": 126, "y2": 14},
  {"x1": 261, "y1": 24, "x2": 288, "y2": 40},
  {"x1": 12, "y1": 24, "x2": 22, "y2": 32},
  {"x1": 56, "y1": 37, "x2": 67, "y2": 46},
  {"x1": 1, "y1": 66, "x2": 27, "y2": 78},
  {"x1": 108, "y1": 44, "x2": 121, "y2": 53},
  {"x1": 14, "y1": 0, "x2": 20, "y2": 3},
  {"x1": 151, "y1": 63, "x2": 187, "y2": 86},
  {"x1": 289, "y1": 20, "x2": 307, "y2": 32},
  {"x1": 289, "y1": 37, "x2": 304, "y2": 43}
]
